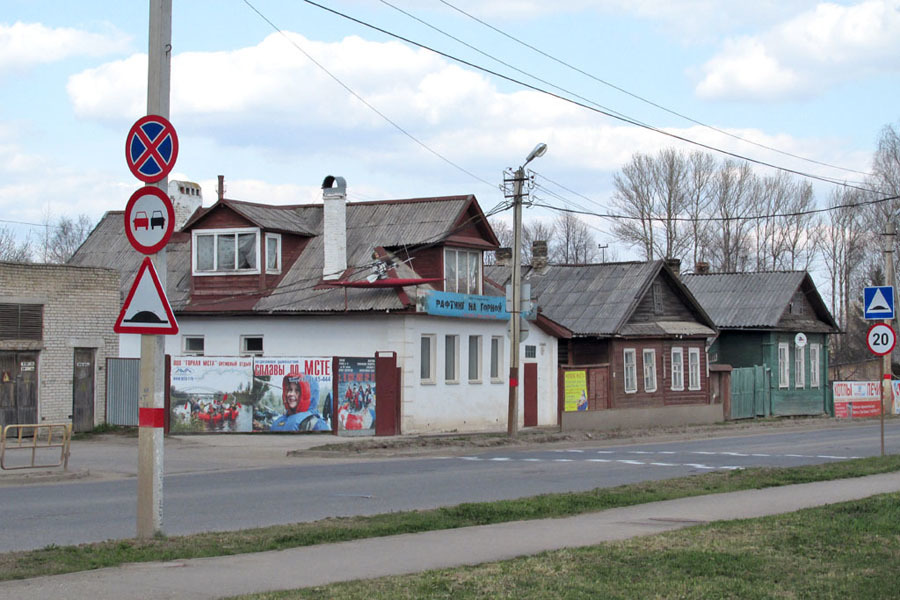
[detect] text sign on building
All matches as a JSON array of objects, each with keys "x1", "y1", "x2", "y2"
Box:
[
  {"x1": 124, "y1": 186, "x2": 175, "y2": 254},
  {"x1": 420, "y1": 290, "x2": 537, "y2": 320},
  {"x1": 125, "y1": 114, "x2": 179, "y2": 183},
  {"x1": 863, "y1": 286, "x2": 894, "y2": 320}
]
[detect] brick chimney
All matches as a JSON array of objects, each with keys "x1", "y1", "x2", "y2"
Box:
[
  {"x1": 495, "y1": 247, "x2": 512, "y2": 266},
  {"x1": 532, "y1": 240, "x2": 548, "y2": 272},
  {"x1": 695, "y1": 261, "x2": 710, "y2": 274},
  {"x1": 666, "y1": 258, "x2": 681, "y2": 277},
  {"x1": 322, "y1": 175, "x2": 347, "y2": 281}
]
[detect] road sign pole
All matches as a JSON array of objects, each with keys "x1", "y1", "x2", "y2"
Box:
[
  {"x1": 137, "y1": 0, "x2": 172, "y2": 540},
  {"x1": 881, "y1": 222, "x2": 895, "y2": 457}
]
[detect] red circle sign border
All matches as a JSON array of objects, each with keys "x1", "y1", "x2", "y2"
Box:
[
  {"x1": 866, "y1": 322, "x2": 896, "y2": 356},
  {"x1": 124, "y1": 186, "x2": 175, "y2": 255},
  {"x1": 125, "y1": 114, "x2": 179, "y2": 183}
]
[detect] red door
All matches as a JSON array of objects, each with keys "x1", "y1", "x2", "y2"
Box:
[
  {"x1": 375, "y1": 352, "x2": 400, "y2": 436},
  {"x1": 524, "y1": 363, "x2": 538, "y2": 427}
]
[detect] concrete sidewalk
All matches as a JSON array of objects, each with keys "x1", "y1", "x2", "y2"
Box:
[{"x1": 2, "y1": 471, "x2": 898, "y2": 600}]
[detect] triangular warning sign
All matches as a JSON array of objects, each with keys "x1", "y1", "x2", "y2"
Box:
[
  {"x1": 867, "y1": 289, "x2": 890, "y2": 313},
  {"x1": 114, "y1": 256, "x2": 179, "y2": 335}
]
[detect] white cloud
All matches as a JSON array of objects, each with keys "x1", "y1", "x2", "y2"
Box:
[
  {"x1": 696, "y1": 0, "x2": 900, "y2": 100},
  {"x1": 0, "y1": 21, "x2": 130, "y2": 72}
]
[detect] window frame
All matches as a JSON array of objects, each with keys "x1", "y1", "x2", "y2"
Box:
[
  {"x1": 182, "y1": 335, "x2": 205, "y2": 356},
  {"x1": 671, "y1": 346, "x2": 684, "y2": 391},
  {"x1": 239, "y1": 335, "x2": 264, "y2": 357},
  {"x1": 810, "y1": 343, "x2": 821, "y2": 389},
  {"x1": 420, "y1": 334, "x2": 436, "y2": 384},
  {"x1": 468, "y1": 335, "x2": 482, "y2": 383},
  {"x1": 490, "y1": 336, "x2": 504, "y2": 382},
  {"x1": 795, "y1": 343, "x2": 806, "y2": 389},
  {"x1": 265, "y1": 232, "x2": 282, "y2": 274},
  {"x1": 443, "y1": 248, "x2": 483, "y2": 295},
  {"x1": 688, "y1": 347, "x2": 702, "y2": 391},
  {"x1": 778, "y1": 342, "x2": 790, "y2": 388},
  {"x1": 623, "y1": 348, "x2": 637, "y2": 394},
  {"x1": 445, "y1": 334, "x2": 459, "y2": 384},
  {"x1": 192, "y1": 228, "x2": 261, "y2": 275},
  {"x1": 642, "y1": 349, "x2": 657, "y2": 392}
]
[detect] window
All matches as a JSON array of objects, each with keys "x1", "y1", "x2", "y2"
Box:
[
  {"x1": 490, "y1": 336, "x2": 503, "y2": 381},
  {"x1": 193, "y1": 229, "x2": 260, "y2": 274},
  {"x1": 525, "y1": 345, "x2": 537, "y2": 358},
  {"x1": 778, "y1": 343, "x2": 790, "y2": 388},
  {"x1": 444, "y1": 248, "x2": 482, "y2": 294},
  {"x1": 420, "y1": 335, "x2": 436, "y2": 383},
  {"x1": 795, "y1": 344, "x2": 805, "y2": 388},
  {"x1": 643, "y1": 349, "x2": 657, "y2": 392},
  {"x1": 0, "y1": 303, "x2": 43, "y2": 340},
  {"x1": 265, "y1": 233, "x2": 281, "y2": 274},
  {"x1": 468, "y1": 335, "x2": 482, "y2": 382},
  {"x1": 688, "y1": 347, "x2": 702, "y2": 390},
  {"x1": 445, "y1": 335, "x2": 459, "y2": 383},
  {"x1": 240, "y1": 335, "x2": 263, "y2": 356},
  {"x1": 810, "y1": 343, "x2": 821, "y2": 389},
  {"x1": 182, "y1": 335, "x2": 204, "y2": 356},
  {"x1": 624, "y1": 349, "x2": 637, "y2": 393},
  {"x1": 671, "y1": 347, "x2": 684, "y2": 391}
]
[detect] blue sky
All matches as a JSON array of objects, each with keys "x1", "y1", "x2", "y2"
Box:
[{"x1": 2, "y1": 0, "x2": 899, "y2": 257}]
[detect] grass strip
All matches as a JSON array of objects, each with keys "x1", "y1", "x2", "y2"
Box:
[
  {"x1": 242, "y1": 492, "x2": 900, "y2": 599},
  {"x1": 2, "y1": 454, "x2": 899, "y2": 582}
]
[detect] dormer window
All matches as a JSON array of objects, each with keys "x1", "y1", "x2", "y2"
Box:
[
  {"x1": 193, "y1": 228, "x2": 260, "y2": 275},
  {"x1": 444, "y1": 248, "x2": 482, "y2": 295},
  {"x1": 265, "y1": 233, "x2": 281, "y2": 274}
]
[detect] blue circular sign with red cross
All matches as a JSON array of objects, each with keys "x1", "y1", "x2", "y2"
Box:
[{"x1": 125, "y1": 115, "x2": 179, "y2": 183}]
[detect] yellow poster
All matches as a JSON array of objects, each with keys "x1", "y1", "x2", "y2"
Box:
[{"x1": 564, "y1": 370, "x2": 588, "y2": 412}]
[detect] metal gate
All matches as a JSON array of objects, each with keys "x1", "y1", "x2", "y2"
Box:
[
  {"x1": 106, "y1": 358, "x2": 140, "y2": 426},
  {"x1": 730, "y1": 366, "x2": 769, "y2": 420}
]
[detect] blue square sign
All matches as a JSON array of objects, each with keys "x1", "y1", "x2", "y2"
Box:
[{"x1": 864, "y1": 286, "x2": 895, "y2": 320}]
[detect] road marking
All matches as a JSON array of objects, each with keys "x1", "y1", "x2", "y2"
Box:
[{"x1": 617, "y1": 460, "x2": 646, "y2": 465}]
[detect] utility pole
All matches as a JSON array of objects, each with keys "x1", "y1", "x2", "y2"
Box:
[
  {"x1": 881, "y1": 220, "x2": 895, "y2": 457},
  {"x1": 137, "y1": 0, "x2": 171, "y2": 539},
  {"x1": 506, "y1": 143, "x2": 547, "y2": 437}
]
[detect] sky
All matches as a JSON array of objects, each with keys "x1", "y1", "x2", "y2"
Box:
[{"x1": 2, "y1": 0, "x2": 899, "y2": 260}]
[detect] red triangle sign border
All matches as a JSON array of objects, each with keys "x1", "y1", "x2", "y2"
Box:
[{"x1": 114, "y1": 256, "x2": 179, "y2": 335}]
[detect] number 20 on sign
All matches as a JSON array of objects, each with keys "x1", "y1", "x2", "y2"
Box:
[{"x1": 866, "y1": 323, "x2": 896, "y2": 356}]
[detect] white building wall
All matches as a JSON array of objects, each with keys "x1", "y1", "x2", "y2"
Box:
[{"x1": 119, "y1": 312, "x2": 559, "y2": 434}]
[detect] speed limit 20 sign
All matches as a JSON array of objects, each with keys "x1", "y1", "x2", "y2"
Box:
[{"x1": 866, "y1": 323, "x2": 896, "y2": 356}]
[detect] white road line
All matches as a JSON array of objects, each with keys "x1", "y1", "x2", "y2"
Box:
[
  {"x1": 617, "y1": 460, "x2": 646, "y2": 465},
  {"x1": 650, "y1": 462, "x2": 676, "y2": 467},
  {"x1": 751, "y1": 453, "x2": 770, "y2": 457},
  {"x1": 685, "y1": 464, "x2": 716, "y2": 469},
  {"x1": 489, "y1": 457, "x2": 512, "y2": 461},
  {"x1": 520, "y1": 458, "x2": 542, "y2": 462},
  {"x1": 553, "y1": 458, "x2": 574, "y2": 462},
  {"x1": 587, "y1": 459, "x2": 611, "y2": 463},
  {"x1": 722, "y1": 452, "x2": 749, "y2": 456},
  {"x1": 691, "y1": 451, "x2": 716, "y2": 455},
  {"x1": 460, "y1": 456, "x2": 481, "y2": 461}
]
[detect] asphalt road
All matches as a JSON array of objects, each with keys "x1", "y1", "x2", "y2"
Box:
[{"x1": 1, "y1": 421, "x2": 897, "y2": 553}]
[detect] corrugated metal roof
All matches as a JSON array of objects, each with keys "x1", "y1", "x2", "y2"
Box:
[{"x1": 682, "y1": 271, "x2": 809, "y2": 329}]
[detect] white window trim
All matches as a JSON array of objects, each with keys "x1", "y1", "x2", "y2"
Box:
[
  {"x1": 192, "y1": 227, "x2": 261, "y2": 276},
  {"x1": 445, "y1": 334, "x2": 459, "y2": 384},
  {"x1": 490, "y1": 336, "x2": 504, "y2": 383},
  {"x1": 671, "y1": 347, "x2": 684, "y2": 391},
  {"x1": 182, "y1": 335, "x2": 204, "y2": 356},
  {"x1": 795, "y1": 344, "x2": 805, "y2": 389},
  {"x1": 643, "y1": 349, "x2": 657, "y2": 393},
  {"x1": 240, "y1": 335, "x2": 264, "y2": 357},
  {"x1": 688, "y1": 347, "x2": 702, "y2": 391},
  {"x1": 778, "y1": 342, "x2": 790, "y2": 388},
  {"x1": 810, "y1": 343, "x2": 821, "y2": 389},
  {"x1": 420, "y1": 334, "x2": 436, "y2": 384},
  {"x1": 468, "y1": 335, "x2": 482, "y2": 383},
  {"x1": 265, "y1": 232, "x2": 282, "y2": 274},
  {"x1": 623, "y1": 348, "x2": 637, "y2": 394},
  {"x1": 444, "y1": 248, "x2": 483, "y2": 295}
]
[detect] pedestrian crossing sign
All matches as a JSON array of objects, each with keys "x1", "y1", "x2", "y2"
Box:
[{"x1": 863, "y1": 286, "x2": 894, "y2": 320}]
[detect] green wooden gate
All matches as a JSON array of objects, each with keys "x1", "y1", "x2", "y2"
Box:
[{"x1": 730, "y1": 366, "x2": 769, "y2": 419}]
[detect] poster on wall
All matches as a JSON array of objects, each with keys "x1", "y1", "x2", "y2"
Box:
[
  {"x1": 564, "y1": 370, "x2": 588, "y2": 412},
  {"x1": 252, "y1": 357, "x2": 333, "y2": 432},
  {"x1": 832, "y1": 381, "x2": 883, "y2": 419},
  {"x1": 336, "y1": 357, "x2": 376, "y2": 433},
  {"x1": 169, "y1": 357, "x2": 255, "y2": 433}
]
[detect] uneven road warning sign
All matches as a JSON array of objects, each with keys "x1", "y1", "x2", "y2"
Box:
[
  {"x1": 114, "y1": 256, "x2": 179, "y2": 335},
  {"x1": 864, "y1": 286, "x2": 895, "y2": 321},
  {"x1": 126, "y1": 114, "x2": 179, "y2": 183}
]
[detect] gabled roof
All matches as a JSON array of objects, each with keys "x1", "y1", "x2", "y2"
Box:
[
  {"x1": 682, "y1": 271, "x2": 838, "y2": 332},
  {"x1": 70, "y1": 195, "x2": 493, "y2": 315},
  {"x1": 486, "y1": 260, "x2": 715, "y2": 337}
]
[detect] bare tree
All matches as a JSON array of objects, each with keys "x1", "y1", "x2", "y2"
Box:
[
  {"x1": 650, "y1": 148, "x2": 690, "y2": 261},
  {"x1": 611, "y1": 153, "x2": 656, "y2": 259},
  {"x1": 707, "y1": 160, "x2": 756, "y2": 272},
  {"x1": 484, "y1": 218, "x2": 513, "y2": 265},
  {"x1": 0, "y1": 226, "x2": 33, "y2": 262},
  {"x1": 552, "y1": 211, "x2": 597, "y2": 264},
  {"x1": 522, "y1": 219, "x2": 555, "y2": 265},
  {"x1": 684, "y1": 151, "x2": 716, "y2": 270},
  {"x1": 43, "y1": 214, "x2": 94, "y2": 264}
]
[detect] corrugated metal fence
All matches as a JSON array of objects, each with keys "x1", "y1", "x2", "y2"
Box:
[{"x1": 105, "y1": 358, "x2": 139, "y2": 426}]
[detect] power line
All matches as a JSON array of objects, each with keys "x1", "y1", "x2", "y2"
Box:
[{"x1": 437, "y1": 0, "x2": 872, "y2": 178}]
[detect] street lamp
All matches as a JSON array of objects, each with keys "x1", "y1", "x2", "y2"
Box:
[{"x1": 508, "y1": 143, "x2": 547, "y2": 437}]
